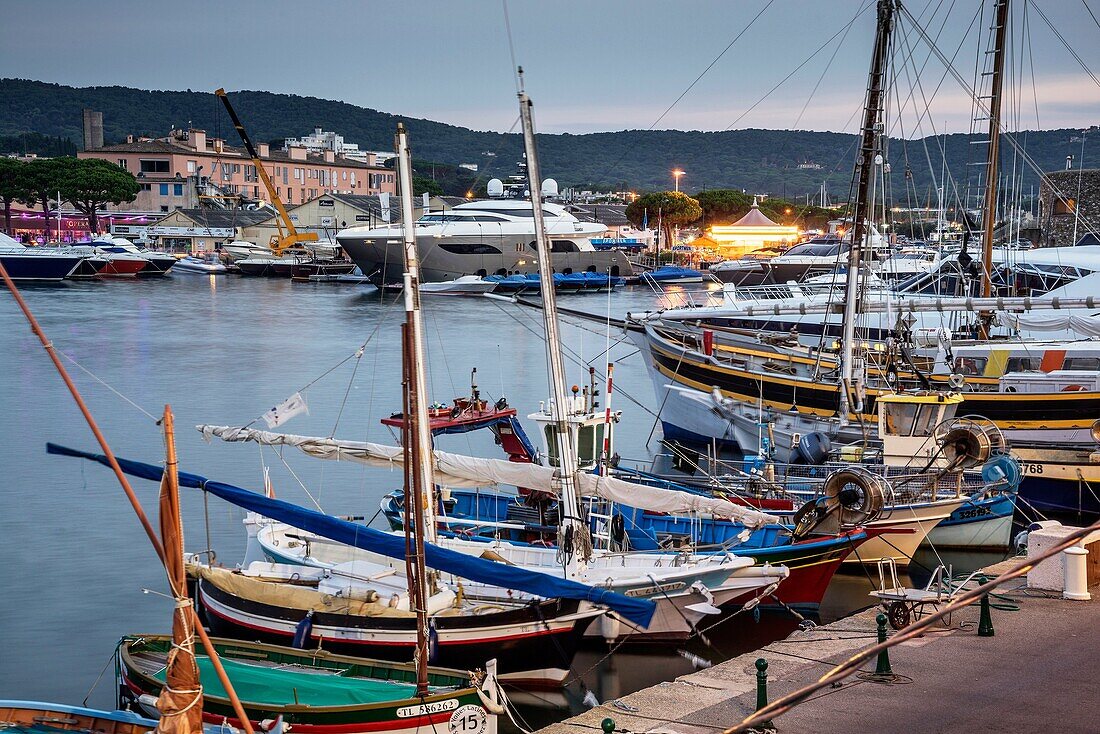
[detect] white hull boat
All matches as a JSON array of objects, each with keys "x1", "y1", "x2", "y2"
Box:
[
  {"x1": 174, "y1": 254, "x2": 228, "y2": 273},
  {"x1": 419, "y1": 275, "x2": 498, "y2": 296}
]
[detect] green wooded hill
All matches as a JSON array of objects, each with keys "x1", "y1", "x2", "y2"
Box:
[{"x1": 1, "y1": 78, "x2": 1087, "y2": 198}]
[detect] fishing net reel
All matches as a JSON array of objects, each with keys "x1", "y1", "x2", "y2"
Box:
[
  {"x1": 792, "y1": 467, "x2": 889, "y2": 538},
  {"x1": 933, "y1": 415, "x2": 1007, "y2": 471}
]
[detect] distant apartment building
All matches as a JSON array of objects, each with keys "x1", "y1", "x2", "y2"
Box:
[
  {"x1": 283, "y1": 127, "x2": 372, "y2": 163},
  {"x1": 79, "y1": 127, "x2": 396, "y2": 213}
]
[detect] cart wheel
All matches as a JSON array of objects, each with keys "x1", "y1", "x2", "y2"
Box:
[{"x1": 887, "y1": 601, "x2": 911, "y2": 630}]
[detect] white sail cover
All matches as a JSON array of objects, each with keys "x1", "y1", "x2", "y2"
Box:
[
  {"x1": 997, "y1": 312, "x2": 1100, "y2": 338},
  {"x1": 197, "y1": 425, "x2": 781, "y2": 527}
]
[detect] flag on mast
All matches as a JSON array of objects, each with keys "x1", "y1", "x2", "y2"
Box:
[{"x1": 262, "y1": 392, "x2": 309, "y2": 428}]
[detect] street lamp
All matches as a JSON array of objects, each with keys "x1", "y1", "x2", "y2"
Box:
[{"x1": 672, "y1": 169, "x2": 685, "y2": 192}]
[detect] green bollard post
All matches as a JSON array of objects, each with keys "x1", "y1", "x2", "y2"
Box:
[
  {"x1": 754, "y1": 658, "x2": 773, "y2": 730},
  {"x1": 977, "y1": 575, "x2": 995, "y2": 637},
  {"x1": 601, "y1": 718, "x2": 615, "y2": 734},
  {"x1": 874, "y1": 613, "x2": 893, "y2": 677}
]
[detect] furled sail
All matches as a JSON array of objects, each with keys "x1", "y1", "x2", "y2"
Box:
[
  {"x1": 46, "y1": 442, "x2": 656, "y2": 627},
  {"x1": 196, "y1": 425, "x2": 781, "y2": 527}
]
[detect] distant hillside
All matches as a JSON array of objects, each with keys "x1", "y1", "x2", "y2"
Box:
[{"x1": 0, "y1": 78, "x2": 1087, "y2": 197}]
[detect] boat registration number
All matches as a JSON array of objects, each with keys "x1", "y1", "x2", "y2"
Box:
[
  {"x1": 1021, "y1": 463, "x2": 1045, "y2": 475},
  {"x1": 624, "y1": 581, "x2": 686, "y2": 597},
  {"x1": 397, "y1": 699, "x2": 459, "y2": 718},
  {"x1": 449, "y1": 705, "x2": 488, "y2": 734}
]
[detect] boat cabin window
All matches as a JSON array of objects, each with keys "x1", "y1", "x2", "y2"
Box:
[
  {"x1": 437, "y1": 243, "x2": 503, "y2": 255},
  {"x1": 781, "y1": 242, "x2": 845, "y2": 258},
  {"x1": 551, "y1": 240, "x2": 580, "y2": 253},
  {"x1": 881, "y1": 402, "x2": 940, "y2": 437},
  {"x1": 1005, "y1": 356, "x2": 1041, "y2": 373},
  {"x1": 542, "y1": 424, "x2": 604, "y2": 468},
  {"x1": 577, "y1": 424, "x2": 605, "y2": 467},
  {"x1": 1064, "y1": 357, "x2": 1100, "y2": 371},
  {"x1": 478, "y1": 208, "x2": 536, "y2": 218},
  {"x1": 953, "y1": 356, "x2": 987, "y2": 376}
]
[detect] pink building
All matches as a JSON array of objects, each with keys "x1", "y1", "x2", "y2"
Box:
[{"x1": 79, "y1": 128, "x2": 396, "y2": 213}]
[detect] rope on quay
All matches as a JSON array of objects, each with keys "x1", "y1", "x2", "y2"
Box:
[{"x1": 722, "y1": 516, "x2": 1100, "y2": 733}]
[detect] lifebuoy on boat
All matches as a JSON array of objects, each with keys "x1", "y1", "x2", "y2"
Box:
[{"x1": 1062, "y1": 384, "x2": 1087, "y2": 392}]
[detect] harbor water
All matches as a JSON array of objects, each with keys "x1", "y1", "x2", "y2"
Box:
[{"x1": 0, "y1": 276, "x2": 1008, "y2": 726}]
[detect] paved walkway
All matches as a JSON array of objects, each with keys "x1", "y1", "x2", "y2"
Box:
[{"x1": 537, "y1": 572, "x2": 1099, "y2": 734}]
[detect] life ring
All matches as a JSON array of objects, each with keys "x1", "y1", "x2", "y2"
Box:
[{"x1": 1062, "y1": 384, "x2": 1087, "y2": 392}]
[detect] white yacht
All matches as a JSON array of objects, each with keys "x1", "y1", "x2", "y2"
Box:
[{"x1": 336, "y1": 170, "x2": 637, "y2": 283}]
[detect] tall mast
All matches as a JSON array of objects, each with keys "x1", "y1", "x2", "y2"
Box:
[
  {"x1": 395, "y1": 123, "x2": 437, "y2": 545},
  {"x1": 517, "y1": 71, "x2": 590, "y2": 576},
  {"x1": 980, "y1": 0, "x2": 1010, "y2": 334},
  {"x1": 395, "y1": 124, "x2": 432, "y2": 695},
  {"x1": 839, "y1": 0, "x2": 894, "y2": 423}
]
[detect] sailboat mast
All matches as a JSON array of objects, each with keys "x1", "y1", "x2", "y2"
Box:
[
  {"x1": 395, "y1": 123, "x2": 438, "y2": 545},
  {"x1": 517, "y1": 73, "x2": 590, "y2": 576},
  {"x1": 395, "y1": 124, "x2": 433, "y2": 696},
  {"x1": 980, "y1": 0, "x2": 1010, "y2": 320},
  {"x1": 400, "y1": 322, "x2": 431, "y2": 697},
  {"x1": 839, "y1": 0, "x2": 894, "y2": 423}
]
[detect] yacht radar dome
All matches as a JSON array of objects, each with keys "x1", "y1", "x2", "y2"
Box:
[
  {"x1": 487, "y1": 178, "x2": 504, "y2": 197},
  {"x1": 541, "y1": 179, "x2": 559, "y2": 197}
]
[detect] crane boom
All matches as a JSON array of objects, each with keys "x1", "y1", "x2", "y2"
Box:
[{"x1": 214, "y1": 88, "x2": 318, "y2": 255}]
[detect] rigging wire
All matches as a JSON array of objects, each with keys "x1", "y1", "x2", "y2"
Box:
[
  {"x1": 585, "y1": 0, "x2": 775, "y2": 188},
  {"x1": 723, "y1": 0, "x2": 876, "y2": 132}
]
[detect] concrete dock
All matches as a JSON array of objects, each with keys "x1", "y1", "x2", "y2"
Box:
[{"x1": 538, "y1": 563, "x2": 1099, "y2": 734}]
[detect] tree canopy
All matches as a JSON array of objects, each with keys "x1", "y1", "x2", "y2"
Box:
[
  {"x1": 692, "y1": 189, "x2": 753, "y2": 225},
  {"x1": 412, "y1": 175, "x2": 444, "y2": 198},
  {"x1": 58, "y1": 157, "x2": 139, "y2": 234},
  {"x1": 625, "y1": 191, "x2": 702, "y2": 246},
  {"x1": 0, "y1": 157, "x2": 29, "y2": 234}
]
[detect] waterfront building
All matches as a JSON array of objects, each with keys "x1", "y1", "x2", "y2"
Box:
[
  {"x1": 79, "y1": 128, "x2": 396, "y2": 214},
  {"x1": 143, "y1": 208, "x2": 272, "y2": 252}
]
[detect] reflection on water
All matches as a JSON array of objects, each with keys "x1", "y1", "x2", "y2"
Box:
[{"x1": 0, "y1": 277, "x2": 1017, "y2": 727}]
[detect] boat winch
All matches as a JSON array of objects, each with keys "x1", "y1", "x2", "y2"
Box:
[
  {"x1": 935, "y1": 417, "x2": 1007, "y2": 471},
  {"x1": 792, "y1": 467, "x2": 888, "y2": 537}
]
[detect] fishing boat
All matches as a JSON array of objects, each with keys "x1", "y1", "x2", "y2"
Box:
[
  {"x1": 174, "y1": 253, "x2": 229, "y2": 274},
  {"x1": 0, "y1": 701, "x2": 163, "y2": 734},
  {"x1": 118, "y1": 635, "x2": 500, "y2": 734},
  {"x1": 419, "y1": 275, "x2": 499, "y2": 296},
  {"x1": 1012, "y1": 438, "x2": 1100, "y2": 519}
]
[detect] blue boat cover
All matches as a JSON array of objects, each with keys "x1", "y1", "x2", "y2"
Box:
[{"x1": 46, "y1": 443, "x2": 655, "y2": 626}]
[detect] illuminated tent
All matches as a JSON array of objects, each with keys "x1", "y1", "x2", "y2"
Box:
[{"x1": 707, "y1": 197, "x2": 800, "y2": 257}]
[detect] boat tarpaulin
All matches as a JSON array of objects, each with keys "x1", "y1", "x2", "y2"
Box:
[
  {"x1": 195, "y1": 425, "x2": 781, "y2": 527},
  {"x1": 46, "y1": 443, "x2": 656, "y2": 627}
]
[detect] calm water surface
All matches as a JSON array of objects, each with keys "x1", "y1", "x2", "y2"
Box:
[{"x1": 0, "y1": 275, "x2": 1003, "y2": 723}]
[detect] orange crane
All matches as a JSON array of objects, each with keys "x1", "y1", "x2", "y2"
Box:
[{"x1": 215, "y1": 88, "x2": 318, "y2": 256}]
